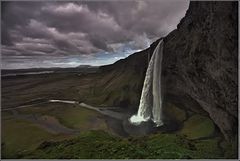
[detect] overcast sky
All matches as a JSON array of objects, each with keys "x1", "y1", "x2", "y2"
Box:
[{"x1": 1, "y1": 1, "x2": 189, "y2": 69}]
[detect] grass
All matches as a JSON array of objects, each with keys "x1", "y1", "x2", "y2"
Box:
[
  {"x1": 193, "y1": 138, "x2": 223, "y2": 158},
  {"x1": 1, "y1": 72, "x2": 237, "y2": 159},
  {"x1": 20, "y1": 130, "x2": 229, "y2": 159},
  {"x1": 180, "y1": 114, "x2": 215, "y2": 139},
  {"x1": 87, "y1": 70, "x2": 142, "y2": 107},
  {"x1": 17, "y1": 103, "x2": 108, "y2": 130},
  {"x1": 145, "y1": 133, "x2": 194, "y2": 159},
  {"x1": 52, "y1": 105, "x2": 107, "y2": 130},
  {"x1": 1, "y1": 104, "x2": 108, "y2": 159},
  {"x1": 1, "y1": 118, "x2": 72, "y2": 158},
  {"x1": 2, "y1": 107, "x2": 236, "y2": 159}
]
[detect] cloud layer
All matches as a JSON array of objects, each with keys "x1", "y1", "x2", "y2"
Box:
[{"x1": 1, "y1": 1, "x2": 188, "y2": 69}]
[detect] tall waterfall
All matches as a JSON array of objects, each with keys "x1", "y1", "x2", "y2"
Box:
[{"x1": 129, "y1": 40, "x2": 164, "y2": 127}]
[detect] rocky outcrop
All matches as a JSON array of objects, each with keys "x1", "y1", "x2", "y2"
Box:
[
  {"x1": 98, "y1": 1, "x2": 238, "y2": 140},
  {"x1": 162, "y1": 1, "x2": 238, "y2": 140}
]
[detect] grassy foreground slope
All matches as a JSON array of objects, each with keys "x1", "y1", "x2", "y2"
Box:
[
  {"x1": 1, "y1": 118, "x2": 72, "y2": 158},
  {"x1": 1, "y1": 104, "x2": 108, "y2": 158},
  {"x1": 19, "y1": 130, "x2": 237, "y2": 159}
]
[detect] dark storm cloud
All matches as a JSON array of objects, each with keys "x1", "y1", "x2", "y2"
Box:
[{"x1": 1, "y1": 1, "x2": 189, "y2": 69}]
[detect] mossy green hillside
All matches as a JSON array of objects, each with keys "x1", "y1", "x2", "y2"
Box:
[
  {"x1": 20, "y1": 130, "x2": 232, "y2": 159},
  {"x1": 180, "y1": 114, "x2": 215, "y2": 139},
  {"x1": 1, "y1": 118, "x2": 72, "y2": 158},
  {"x1": 1, "y1": 105, "x2": 108, "y2": 159},
  {"x1": 17, "y1": 104, "x2": 107, "y2": 130}
]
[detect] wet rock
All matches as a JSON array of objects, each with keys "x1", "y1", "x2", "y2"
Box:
[{"x1": 122, "y1": 118, "x2": 156, "y2": 136}]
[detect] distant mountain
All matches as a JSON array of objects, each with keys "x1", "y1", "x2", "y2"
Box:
[
  {"x1": 1, "y1": 66, "x2": 99, "y2": 76},
  {"x1": 76, "y1": 65, "x2": 99, "y2": 69},
  {"x1": 76, "y1": 65, "x2": 92, "y2": 68}
]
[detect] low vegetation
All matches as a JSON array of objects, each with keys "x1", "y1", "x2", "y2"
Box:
[
  {"x1": 1, "y1": 118, "x2": 71, "y2": 158},
  {"x1": 180, "y1": 114, "x2": 215, "y2": 139},
  {"x1": 1, "y1": 73, "x2": 237, "y2": 159},
  {"x1": 18, "y1": 130, "x2": 234, "y2": 159}
]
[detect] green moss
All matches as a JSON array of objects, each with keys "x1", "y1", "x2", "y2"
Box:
[
  {"x1": 2, "y1": 105, "x2": 108, "y2": 158},
  {"x1": 52, "y1": 105, "x2": 107, "y2": 130},
  {"x1": 24, "y1": 131, "x2": 136, "y2": 159},
  {"x1": 193, "y1": 138, "x2": 222, "y2": 158},
  {"x1": 146, "y1": 134, "x2": 193, "y2": 159},
  {"x1": 18, "y1": 104, "x2": 107, "y2": 130},
  {"x1": 1, "y1": 118, "x2": 70, "y2": 158},
  {"x1": 19, "y1": 130, "x2": 230, "y2": 159},
  {"x1": 180, "y1": 114, "x2": 215, "y2": 139}
]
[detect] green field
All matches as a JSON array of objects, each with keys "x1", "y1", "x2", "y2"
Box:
[
  {"x1": 180, "y1": 114, "x2": 215, "y2": 139},
  {"x1": 2, "y1": 103, "x2": 108, "y2": 158},
  {"x1": 17, "y1": 103, "x2": 108, "y2": 130},
  {"x1": 20, "y1": 130, "x2": 233, "y2": 159},
  {"x1": 1, "y1": 118, "x2": 72, "y2": 158},
  {"x1": 1, "y1": 73, "x2": 237, "y2": 159},
  {"x1": 2, "y1": 103, "x2": 237, "y2": 159}
]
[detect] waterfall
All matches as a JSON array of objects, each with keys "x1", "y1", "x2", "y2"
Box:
[
  {"x1": 129, "y1": 40, "x2": 164, "y2": 127},
  {"x1": 152, "y1": 39, "x2": 163, "y2": 126}
]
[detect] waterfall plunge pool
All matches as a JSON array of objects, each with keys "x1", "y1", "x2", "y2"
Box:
[{"x1": 129, "y1": 114, "x2": 150, "y2": 126}]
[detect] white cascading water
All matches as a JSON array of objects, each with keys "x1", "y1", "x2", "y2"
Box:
[{"x1": 129, "y1": 40, "x2": 164, "y2": 127}]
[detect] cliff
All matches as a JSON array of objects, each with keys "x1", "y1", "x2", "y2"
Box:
[
  {"x1": 96, "y1": 1, "x2": 238, "y2": 140},
  {"x1": 162, "y1": 1, "x2": 238, "y2": 140}
]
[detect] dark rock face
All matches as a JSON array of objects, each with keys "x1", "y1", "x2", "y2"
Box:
[
  {"x1": 162, "y1": 1, "x2": 238, "y2": 140},
  {"x1": 99, "y1": 1, "x2": 238, "y2": 140}
]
